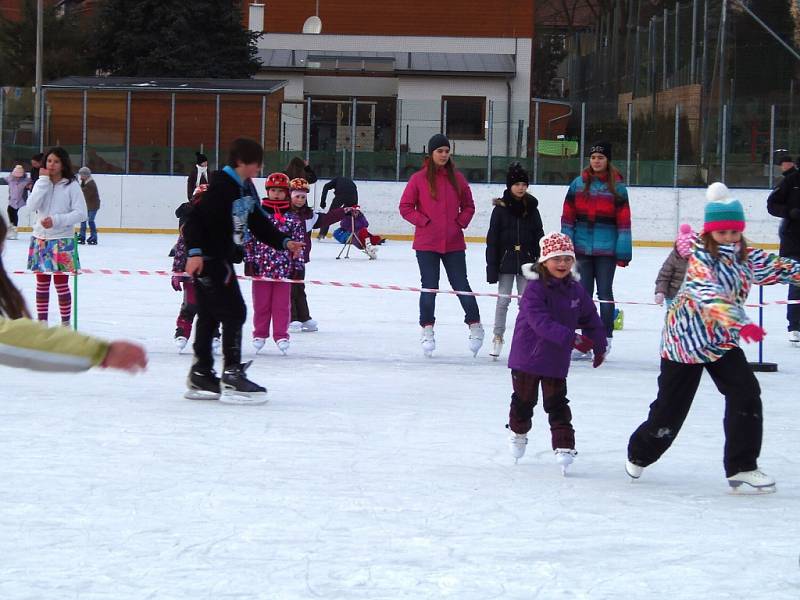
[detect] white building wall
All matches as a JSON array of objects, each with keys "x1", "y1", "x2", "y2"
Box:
[
  {"x1": 256, "y1": 34, "x2": 532, "y2": 158},
  {"x1": 0, "y1": 175, "x2": 780, "y2": 247}
]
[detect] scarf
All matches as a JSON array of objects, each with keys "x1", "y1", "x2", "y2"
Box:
[{"x1": 262, "y1": 197, "x2": 290, "y2": 224}]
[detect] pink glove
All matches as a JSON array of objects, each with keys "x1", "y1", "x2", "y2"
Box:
[
  {"x1": 171, "y1": 276, "x2": 183, "y2": 292},
  {"x1": 740, "y1": 324, "x2": 766, "y2": 343},
  {"x1": 592, "y1": 352, "x2": 605, "y2": 368},
  {"x1": 616, "y1": 260, "x2": 629, "y2": 268},
  {"x1": 654, "y1": 292, "x2": 665, "y2": 305},
  {"x1": 573, "y1": 334, "x2": 594, "y2": 354}
]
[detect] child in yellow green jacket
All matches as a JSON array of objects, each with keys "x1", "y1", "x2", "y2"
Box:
[{"x1": 0, "y1": 220, "x2": 146, "y2": 373}]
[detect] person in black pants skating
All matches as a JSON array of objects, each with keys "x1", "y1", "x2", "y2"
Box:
[
  {"x1": 183, "y1": 138, "x2": 304, "y2": 403},
  {"x1": 315, "y1": 176, "x2": 358, "y2": 239},
  {"x1": 766, "y1": 151, "x2": 800, "y2": 343}
]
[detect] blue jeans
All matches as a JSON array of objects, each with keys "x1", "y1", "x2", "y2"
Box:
[
  {"x1": 576, "y1": 255, "x2": 617, "y2": 337},
  {"x1": 80, "y1": 209, "x2": 98, "y2": 242},
  {"x1": 789, "y1": 280, "x2": 800, "y2": 332},
  {"x1": 416, "y1": 250, "x2": 480, "y2": 327}
]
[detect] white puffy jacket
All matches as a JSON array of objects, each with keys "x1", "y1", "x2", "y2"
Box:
[{"x1": 27, "y1": 176, "x2": 87, "y2": 240}]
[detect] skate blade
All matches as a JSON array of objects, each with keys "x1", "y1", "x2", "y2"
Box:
[
  {"x1": 184, "y1": 389, "x2": 221, "y2": 401},
  {"x1": 728, "y1": 483, "x2": 776, "y2": 495},
  {"x1": 219, "y1": 389, "x2": 269, "y2": 405},
  {"x1": 561, "y1": 465, "x2": 568, "y2": 476},
  {"x1": 490, "y1": 354, "x2": 499, "y2": 361}
]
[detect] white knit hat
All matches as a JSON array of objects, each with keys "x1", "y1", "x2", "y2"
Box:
[{"x1": 538, "y1": 232, "x2": 576, "y2": 263}]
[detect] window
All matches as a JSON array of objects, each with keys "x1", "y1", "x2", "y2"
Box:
[{"x1": 442, "y1": 96, "x2": 486, "y2": 140}]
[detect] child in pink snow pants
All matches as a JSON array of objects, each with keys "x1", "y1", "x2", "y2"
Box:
[{"x1": 244, "y1": 173, "x2": 305, "y2": 355}]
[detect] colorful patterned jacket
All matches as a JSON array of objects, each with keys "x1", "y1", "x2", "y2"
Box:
[
  {"x1": 243, "y1": 208, "x2": 305, "y2": 279},
  {"x1": 561, "y1": 169, "x2": 632, "y2": 261},
  {"x1": 661, "y1": 239, "x2": 800, "y2": 363}
]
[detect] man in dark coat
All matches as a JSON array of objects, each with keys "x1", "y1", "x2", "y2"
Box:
[{"x1": 766, "y1": 151, "x2": 800, "y2": 341}]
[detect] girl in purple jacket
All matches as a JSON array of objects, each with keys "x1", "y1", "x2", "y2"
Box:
[{"x1": 506, "y1": 232, "x2": 607, "y2": 473}]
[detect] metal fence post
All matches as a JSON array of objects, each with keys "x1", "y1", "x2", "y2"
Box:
[
  {"x1": 81, "y1": 90, "x2": 88, "y2": 167},
  {"x1": 39, "y1": 89, "x2": 46, "y2": 151},
  {"x1": 580, "y1": 102, "x2": 586, "y2": 169},
  {"x1": 350, "y1": 97, "x2": 356, "y2": 179},
  {"x1": 125, "y1": 91, "x2": 131, "y2": 174},
  {"x1": 0, "y1": 87, "x2": 5, "y2": 171},
  {"x1": 690, "y1": 0, "x2": 698, "y2": 83},
  {"x1": 442, "y1": 99, "x2": 448, "y2": 137},
  {"x1": 395, "y1": 98, "x2": 402, "y2": 182},
  {"x1": 487, "y1": 100, "x2": 494, "y2": 183},
  {"x1": 721, "y1": 103, "x2": 728, "y2": 183},
  {"x1": 673, "y1": 104, "x2": 680, "y2": 188},
  {"x1": 214, "y1": 94, "x2": 221, "y2": 170},
  {"x1": 532, "y1": 101, "x2": 540, "y2": 185},
  {"x1": 769, "y1": 104, "x2": 776, "y2": 189},
  {"x1": 305, "y1": 96, "x2": 312, "y2": 164},
  {"x1": 626, "y1": 102, "x2": 633, "y2": 183},
  {"x1": 169, "y1": 93, "x2": 176, "y2": 175},
  {"x1": 260, "y1": 95, "x2": 266, "y2": 176},
  {"x1": 260, "y1": 96, "x2": 266, "y2": 150}
]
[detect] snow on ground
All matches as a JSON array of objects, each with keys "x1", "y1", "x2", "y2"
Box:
[{"x1": 1, "y1": 234, "x2": 799, "y2": 599}]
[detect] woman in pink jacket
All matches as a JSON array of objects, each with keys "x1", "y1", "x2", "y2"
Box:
[{"x1": 399, "y1": 134, "x2": 484, "y2": 357}]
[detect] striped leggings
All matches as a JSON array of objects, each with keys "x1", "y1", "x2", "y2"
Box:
[{"x1": 35, "y1": 273, "x2": 71, "y2": 324}]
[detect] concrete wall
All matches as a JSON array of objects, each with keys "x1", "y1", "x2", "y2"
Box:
[{"x1": 0, "y1": 174, "x2": 780, "y2": 247}]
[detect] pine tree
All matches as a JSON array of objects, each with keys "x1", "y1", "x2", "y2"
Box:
[
  {"x1": 93, "y1": 0, "x2": 262, "y2": 78},
  {"x1": 0, "y1": 0, "x2": 93, "y2": 86}
]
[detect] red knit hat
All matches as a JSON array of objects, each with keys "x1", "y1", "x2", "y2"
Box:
[{"x1": 538, "y1": 232, "x2": 575, "y2": 263}]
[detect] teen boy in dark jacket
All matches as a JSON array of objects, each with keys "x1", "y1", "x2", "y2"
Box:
[{"x1": 183, "y1": 138, "x2": 303, "y2": 402}]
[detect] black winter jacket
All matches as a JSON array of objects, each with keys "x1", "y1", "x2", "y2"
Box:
[
  {"x1": 183, "y1": 170, "x2": 288, "y2": 263},
  {"x1": 485, "y1": 191, "x2": 545, "y2": 283},
  {"x1": 767, "y1": 166, "x2": 800, "y2": 257}
]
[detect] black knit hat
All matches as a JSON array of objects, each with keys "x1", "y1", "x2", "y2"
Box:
[
  {"x1": 195, "y1": 152, "x2": 209, "y2": 166},
  {"x1": 589, "y1": 141, "x2": 612, "y2": 161},
  {"x1": 427, "y1": 133, "x2": 450, "y2": 154},
  {"x1": 775, "y1": 149, "x2": 794, "y2": 166},
  {"x1": 506, "y1": 162, "x2": 529, "y2": 188}
]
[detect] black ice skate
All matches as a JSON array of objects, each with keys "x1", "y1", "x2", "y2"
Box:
[
  {"x1": 220, "y1": 361, "x2": 268, "y2": 405},
  {"x1": 184, "y1": 367, "x2": 221, "y2": 400}
]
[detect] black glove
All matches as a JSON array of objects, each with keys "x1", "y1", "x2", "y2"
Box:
[
  {"x1": 320, "y1": 199, "x2": 327, "y2": 210},
  {"x1": 487, "y1": 267, "x2": 498, "y2": 285},
  {"x1": 789, "y1": 207, "x2": 800, "y2": 220}
]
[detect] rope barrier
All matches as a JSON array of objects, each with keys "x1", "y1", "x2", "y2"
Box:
[{"x1": 11, "y1": 268, "x2": 800, "y2": 308}]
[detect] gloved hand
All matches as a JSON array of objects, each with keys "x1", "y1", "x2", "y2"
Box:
[
  {"x1": 573, "y1": 334, "x2": 594, "y2": 354},
  {"x1": 789, "y1": 207, "x2": 800, "y2": 220},
  {"x1": 320, "y1": 199, "x2": 326, "y2": 209},
  {"x1": 654, "y1": 292, "x2": 665, "y2": 305},
  {"x1": 740, "y1": 324, "x2": 767, "y2": 343},
  {"x1": 592, "y1": 351, "x2": 605, "y2": 368},
  {"x1": 616, "y1": 260, "x2": 629, "y2": 268},
  {"x1": 171, "y1": 275, "x2": 183, "y2": 291}
]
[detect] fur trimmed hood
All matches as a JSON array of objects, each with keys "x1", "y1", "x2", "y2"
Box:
[{"x1": 521, "y1": 262, "x2": 580, "y2": 281}]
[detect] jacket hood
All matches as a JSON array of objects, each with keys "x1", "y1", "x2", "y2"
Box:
[{"x1": 521, "y1": 262, "x2": 580, "y2": 282}]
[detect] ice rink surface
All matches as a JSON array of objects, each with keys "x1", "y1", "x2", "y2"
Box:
[{"x1": 1, "y1": 234, "x2": 799, "y2": 599}]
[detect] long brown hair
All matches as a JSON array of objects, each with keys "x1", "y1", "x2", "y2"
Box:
[
  {"x1": 424, "y1": 156, "x2": 461, "y2": 199},
  {"x1": 285, "y1": 156, "x2": 307, "y2": 179},
  {"x1": 44, "y1": 146, "x2": 77, "y2": 182},
  {"x1": 0, "y1": 220, "x2": 30, "y2": 319},
  {"x1": 583, "y1": 162, "x2": 623, "y2": 198},
  {"x1": 700, "y1": 232, "x2": 749, "y2": 262}
]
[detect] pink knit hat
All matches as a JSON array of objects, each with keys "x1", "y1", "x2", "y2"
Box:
[{"x1": 675, "y1": 223, "x2": 695, "y2": 258}]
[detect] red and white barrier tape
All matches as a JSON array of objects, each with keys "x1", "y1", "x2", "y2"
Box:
[{"x1": 10, "y1": 269, "x2": 800, "y2": 308}]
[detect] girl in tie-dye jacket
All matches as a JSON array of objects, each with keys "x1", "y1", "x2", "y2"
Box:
[{"x1": 627, "y1": 183, "x2": 800, "y2": 491}]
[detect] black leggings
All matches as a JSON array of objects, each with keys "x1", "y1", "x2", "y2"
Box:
[{"x1": 7, "y1": 206, "x2": 18, "y2": 227}]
